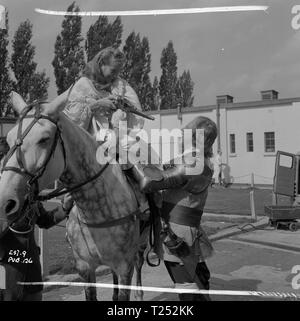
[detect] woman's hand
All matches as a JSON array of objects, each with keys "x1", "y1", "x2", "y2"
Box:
[{"x1": 88, "y1": 96, "x2": 117, "y2": 117}]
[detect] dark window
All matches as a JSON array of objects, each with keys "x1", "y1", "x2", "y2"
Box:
[
  {"x1": 262, "y1": 93, "x2": 271, "y2": 100},
  {"x1": 246, "y1": 133, "x2": 254, "y2": 152},
  {"x1": 264, "y1": 132, "x2": 275, "y2": 152},
  {"x1": 229, "y1": 134, "x2": 236, "y2": 154}
]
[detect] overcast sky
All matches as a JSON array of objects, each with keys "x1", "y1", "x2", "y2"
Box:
[{"x1": 1, "y1": 0, "x2": 299, "y2": 106}]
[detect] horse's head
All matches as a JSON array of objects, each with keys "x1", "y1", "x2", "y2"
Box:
[{"x1": 0, "y1": 89, "x2": 70, "y2": 235}]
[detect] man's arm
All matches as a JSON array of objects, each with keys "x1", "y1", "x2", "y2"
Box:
[{"x1": 182, "y1": 164, "x2": 213, "y2": 194}]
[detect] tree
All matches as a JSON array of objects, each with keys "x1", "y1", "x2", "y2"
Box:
[
  {"x1": 150, "y1": 76, "x2": 160, "y2": 111},
  {"x1": 121, "y1": 32, "x2": 153, "y2": 111},
  {"x1": 0, "y1": 10, "x2": 13, "y2": 117},
  {"x1": 52, "y1": 2, "x2": 85, "y2": 94},
  {"x1": 121, "y1": 31, "x2": 139, "y2": 83},
  {"x1": 138, "y1": 37, "x2": 152, "y2": 111},
  {"x1": 159, "y1": 41, "x2": 178, "y2": 109},
  {"x1": 85, "y1": 16, "x2": 123, "y2": 61},
  {"x1": 29, "y1": 71, "x2": 50, "y2": 102},
  {"x1": 10, "y1": 19, "x2": 49, "y2": 103},
  {"x1": 177, "y1": 70, "x2": 194, "y2": 107}
]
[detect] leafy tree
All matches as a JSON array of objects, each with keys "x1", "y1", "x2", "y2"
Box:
[
  {"x1": 159, "y1": 41, "x2": 178, "y2": 109},
  {"x1": 0, "y1": 10, "x2": 13, "y2": 117},
  {"x1": 10, "y1": 19, "x2": 49, "y2": 103},
  {"x1": 177, "y1": 70, "x2": 194, "y2": 107},
  {"x1": 85, "y1": 16, "x2": 123, "y2": 61},
  {"x1": 10, "y1": 20, "x2": 36, "y2": 100},
  {"x1": 175, "y1": 79, "x2": 183, "y2": 108},
  {"x1": 52, "y1": 2, "x2": 85, "y2": 94},
  {"x1": 150, "y1": 76, "x2": 160, "y2": 111},
  {"x1": 121, "y1": 31, "x2": 139, "y2": 83},
  {"x1": 29, "y1": 71, "x2": 50, "y2": 102},
  {"x1": 121, "y1": 32, "x2": 152, "y2": 111},
  {"x1": 138, "y1": 37, "x2": 152, "y2": 111}
]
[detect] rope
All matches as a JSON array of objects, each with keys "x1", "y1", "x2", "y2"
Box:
[
  {"x1": 253, "y1": 174, "x2": 273, "y2": 180},
  {"x1": 230, "y1": 173, "x2": 251, "y2": 179},
  {"x1": 237, "y1": 222, "x2": 276, "y2": 232},
  {"x1": 225, "y1": 173, "x2": 273, "y2": 181}
]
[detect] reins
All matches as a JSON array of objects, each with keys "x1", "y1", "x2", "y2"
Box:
[
  {"x1": 0, "y1": 100, "x2": 111, "y2": 234},
  {"x1": 36, "y1": 162, "x2": 110, "y2": 201},
  {"x1": 0, "y1": 99, "x2": 140, "y2": 234}
]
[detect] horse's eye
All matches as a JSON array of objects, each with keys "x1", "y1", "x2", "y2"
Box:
[{"x1": 38, "y1": 137, "x2": 50, "y2": 145}]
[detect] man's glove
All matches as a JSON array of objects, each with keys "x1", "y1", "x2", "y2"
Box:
[
  {"x1": 36, "y1": 203, "x2": 67, "y2": 229},
  {"x1": 61, "y1": 193, "x2": 74, "y2": 216}
]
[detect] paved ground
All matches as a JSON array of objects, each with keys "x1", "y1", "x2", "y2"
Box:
[{"x1": 43, "y1": 226, "x2": 300, "y2": 301}]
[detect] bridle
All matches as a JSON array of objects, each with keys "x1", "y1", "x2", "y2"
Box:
[
  {"x1": 0, "y1": 100, "x2": 109, "y2": 235},
  {"x1": 0, "y1": 97, "x2": 144, "y2": 240},
  {"x1": 0, "y1": 101, "x2": 67, "y2": 235}
]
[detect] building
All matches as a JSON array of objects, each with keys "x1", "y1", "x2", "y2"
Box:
[
  {"x1": 1, "y1": 91, "x2": 300, "y2": 186},
  {"x1": 0, "y1": 117, "x2": 16, "y2": 159},
  {"x1": 143, "y1": 90, "x2": 300, "y2": 186}
]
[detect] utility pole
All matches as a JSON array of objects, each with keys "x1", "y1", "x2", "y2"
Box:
[
  {"x1": 0, "y1": 5, "x2": 6, "y2": 30},
  {"x1": 216, "y1": 102, "x2": 221, "y2": 152}
]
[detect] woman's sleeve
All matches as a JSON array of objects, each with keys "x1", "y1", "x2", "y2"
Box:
[
  {"x1": 63, "y1": 97, "x2": 93, "y2": 131},
  {"x1": 63, "y1": 77, "x2": 96, "y2": 130}
]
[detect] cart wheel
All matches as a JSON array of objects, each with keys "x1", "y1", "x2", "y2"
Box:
[{"x1": 289, "y1": 223, "x2": 298, "y2": 232}]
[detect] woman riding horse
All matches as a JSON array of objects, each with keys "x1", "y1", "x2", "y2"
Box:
[{"x1": 62, "y1": 47, "x2": 186, "y2": 200}]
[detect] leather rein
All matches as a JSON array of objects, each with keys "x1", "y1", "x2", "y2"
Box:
[{"x1": 0, "y1": 100, "x2": 138, "y2": 235}]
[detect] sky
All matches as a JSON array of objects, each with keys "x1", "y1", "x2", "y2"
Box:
[{"x1": 1, "y1": 0, "x2": 299, "y2": 106}]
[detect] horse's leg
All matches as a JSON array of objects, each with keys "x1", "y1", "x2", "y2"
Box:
[
  {"x1": 76, "y1": 260, "x2": 97, "y2": 301},
  {"x1": 118, "y1": 262, "x2": 135, "y2": 301},
  {"x1": 134, "y1": 249, "x2": 145, "y2": 301},
  {"x1": 112, "y1": 271, "x2": 119, "y2": 301}
]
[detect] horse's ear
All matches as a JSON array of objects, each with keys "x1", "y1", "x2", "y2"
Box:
[
  {"x1": 46, "y1": 86, "x2": 73, "y2": 117},
  {"x1": 10, "y1": 91, "x2": 27, "y2": 115}
]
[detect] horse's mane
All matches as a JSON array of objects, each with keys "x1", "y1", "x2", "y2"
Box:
[{"x1": 60, "y1": 111, "x2": 98, "y2": 148}]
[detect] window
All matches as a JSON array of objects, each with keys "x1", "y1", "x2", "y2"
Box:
[
  {"x1": 264, "y1": 132, "x2": 275, "y2": 153},
  {"x1": 229, "y1": 134, "x2": 236, "y2": 154},
  {"x1": 246, "y1": 133, "x2": 254, "y2": 152}
]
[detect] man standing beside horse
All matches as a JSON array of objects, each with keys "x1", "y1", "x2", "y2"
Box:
[{"x1": 142, "y1": 116, "x2": 217, "y2": 301}]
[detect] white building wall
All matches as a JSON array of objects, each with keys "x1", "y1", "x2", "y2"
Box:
[
  {"x1": 145, "y1": 100, "x2": 300, "y2": 186},
  {"x1": 224, "y1": 102, "x2": 300, "y2": 184}
]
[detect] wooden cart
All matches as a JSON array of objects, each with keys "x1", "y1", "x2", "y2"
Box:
[
  {"x1": 264, "y1": 151, "x2": 300, "y2": 231},
  {"x1": 264, "y1": 205, "x2": 300, "y2": 231}
]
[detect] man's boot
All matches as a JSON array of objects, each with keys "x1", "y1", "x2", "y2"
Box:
[{"x1": 126, "y1": 164, "x2": 187, "y2": 193}]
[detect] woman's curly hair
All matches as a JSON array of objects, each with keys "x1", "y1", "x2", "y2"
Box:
[{"x1": 83, "y1": 47, "x2": 125, "y2": 83}]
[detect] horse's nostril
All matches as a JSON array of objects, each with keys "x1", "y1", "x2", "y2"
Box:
[{"x1": 5, "y1": 199, "x2": 17, "y2": 215}]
